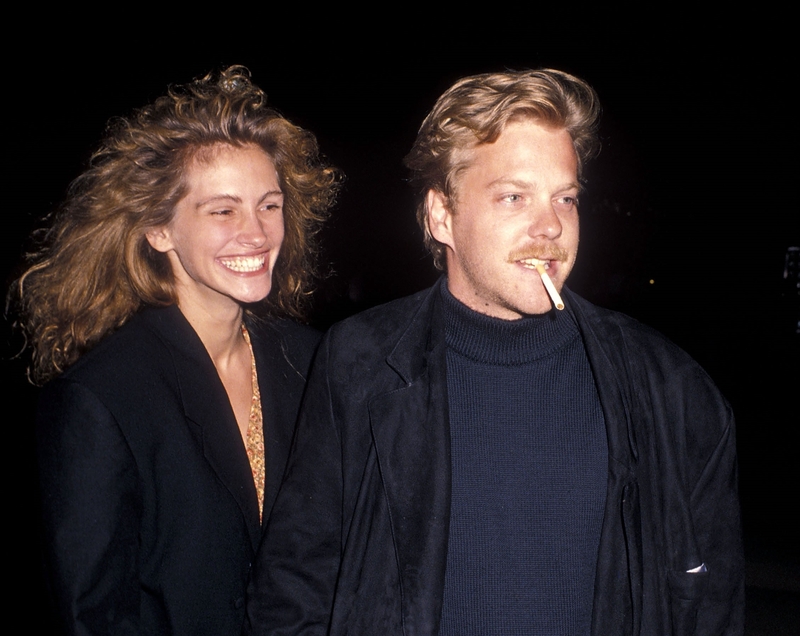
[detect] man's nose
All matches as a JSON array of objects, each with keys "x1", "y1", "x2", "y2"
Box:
[{"x1": 527, "y1": 201, "x2": 563, "y2": 240}]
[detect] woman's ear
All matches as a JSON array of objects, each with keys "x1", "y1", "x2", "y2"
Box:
[{"x1": 145, "y1": 227, "x2": 173, "y2": 253}]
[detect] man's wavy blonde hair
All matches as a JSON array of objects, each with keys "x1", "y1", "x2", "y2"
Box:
[{"x1": 404, "y1": 69, "x2": 601, "y2": 269}]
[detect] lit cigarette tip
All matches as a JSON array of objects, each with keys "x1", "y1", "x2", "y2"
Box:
[{"x1": 534, "y1": 264, "x2": 565, "y2": 311}]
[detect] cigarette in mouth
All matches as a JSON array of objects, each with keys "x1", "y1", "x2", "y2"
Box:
[{"x1": 534, "y1": 264, "x2": 565, "y2": 310}]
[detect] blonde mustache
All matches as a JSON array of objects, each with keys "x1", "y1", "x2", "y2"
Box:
[{"x1": 507, "y1": 246, "x2": 570, "y2": 263}]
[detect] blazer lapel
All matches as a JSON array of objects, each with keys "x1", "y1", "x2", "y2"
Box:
[
  {"x1": 368, "y1": 283, "x2": 451, "y2": 633},
  {"x1": 145, "y1": 307, "x2": 262, "y2": 550},
  {"x1": 246, "y1": 320, "x2": 306, "y2": 528},
  {"x1": 563, "y1": 290, "x2": 642, "y2": 634},
  {"x1": 565, "y1": 289, "x2": 638, "y2": 466}
]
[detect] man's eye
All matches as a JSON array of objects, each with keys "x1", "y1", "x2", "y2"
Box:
[
  {"x1": 502, "y1": 194, "x2": 523, "y2": 203},
  {"x1": 556, "y1": 196, "x2": 577, "y2": 206}
]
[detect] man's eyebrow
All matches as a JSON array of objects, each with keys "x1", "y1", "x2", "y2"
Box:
[
  {"x1": 486, "y1": 178, "x2": 534, "y2": 190},
  {"x1": 486, "y1": 178, "x2": 581, "y2": 191}
]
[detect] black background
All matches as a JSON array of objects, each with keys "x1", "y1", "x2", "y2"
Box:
[{"x1": 4, "y1": 30, "x2": 797, "y2": 632}]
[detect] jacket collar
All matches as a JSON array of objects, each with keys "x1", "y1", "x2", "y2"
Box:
[
  {"x1": 245, "y1": 318, "x2": 309, "y2": 528},
  {"x1": 385, "y1": 278, "x2": 446, "y2": 384},
  {"x1": 369, "y1": 279, "x2": 452, "y2": 633},
  {"x1": 138, "y1": 305, "x2": 263, "y2": 549},
  {"x1": 563, "y1": 288, "x2": 639, "y2": 464},
  {"x1": 383, "y1": 281, "x2": 639, "y2": 465}
]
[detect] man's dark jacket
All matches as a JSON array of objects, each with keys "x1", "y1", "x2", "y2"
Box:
[{"x1": 245, "y1": 280, "x2": 744, "y2": 635}]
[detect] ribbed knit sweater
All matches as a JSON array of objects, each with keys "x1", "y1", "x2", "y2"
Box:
[{"x1": 438, "y1": 285, "x2": 607, "y2": 636}]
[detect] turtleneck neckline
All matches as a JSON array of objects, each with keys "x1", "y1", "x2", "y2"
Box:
[{"x1": 441, "y1": 281, "x2": 579, "y2": 366}]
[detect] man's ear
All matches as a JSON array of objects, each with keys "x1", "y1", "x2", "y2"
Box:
[
  {"x1": 426, "y1": 190, "x2": 455, "y2": 251},
  {"x1": 145, "y1": 226, "x2": 173, "y2": 254}
]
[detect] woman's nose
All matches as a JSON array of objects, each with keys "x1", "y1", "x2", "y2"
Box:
[{"x1": 237, "y1": 212, "x2": 268, "y2": 247}]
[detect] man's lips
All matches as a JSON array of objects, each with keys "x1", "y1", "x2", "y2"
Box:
[
  {"x1": 519, "y1": 258, "x2": 552, "y2": 270},
  {"x1": 513, "y1": 257, "x2": 567, "y2": 310},
  {"x1": 508, "y1": 248, "x2": 568, "y2": 310},
  {"x1": 513, "y1": 256, "x2": 563, "y2": 277}
]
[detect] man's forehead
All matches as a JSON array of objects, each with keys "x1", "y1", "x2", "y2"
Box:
[
  {"x1": 448, "y1": 119, "x2": 574, "y2": 184},
  {"x1": 457, "y1": 113, "x2": 567, "y2": 152}
]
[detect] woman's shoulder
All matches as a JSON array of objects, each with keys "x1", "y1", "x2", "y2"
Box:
[
  {"x1": 269, "y1": 318, "x2": 322, "y2": 351},
  {"x1": 39, "y1": 305, "x2": 223, "y2": 444},
  {"x1": 56, "y1": 305, "x2": 191, "y2": 389},
  {"x1": 246, "y1": 316, "x2": 322, "y2": 378}
]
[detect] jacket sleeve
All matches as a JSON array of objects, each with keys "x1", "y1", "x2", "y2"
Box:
[
  {"x1": 585, "y1": 301, "x2": 745, "y2": 635},
  {"x1": 685, "y1": 404, "x2": 745, "y2": 635},
  {"x1": 642, "y1": 353, "x2": 745, "y2": 635},
  {"x1": 37, "y1": 379, "x2": 142, "y2": 635},
  {"x1": 244, "y1": 334, "x2": 343, "y2": 636}
]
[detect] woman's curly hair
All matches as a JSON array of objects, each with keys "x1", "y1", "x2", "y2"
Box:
[{"x1": 12, "y1": 66, "x2": 340, "y2": 384}]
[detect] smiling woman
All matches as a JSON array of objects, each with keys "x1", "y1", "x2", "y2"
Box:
[
  {"x1": 147, "y1": 145, "x2": 286, "y2": 320},
  {"x1": 10, "y1": 66, "x2": 340, "y2": 635}
]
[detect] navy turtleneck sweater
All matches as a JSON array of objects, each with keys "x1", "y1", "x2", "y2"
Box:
[{"x1": 438, "y1": 284, "x2": 607, "y2": 636}]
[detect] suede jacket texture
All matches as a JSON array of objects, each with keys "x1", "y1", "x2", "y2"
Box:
[
  {"x1": 37, "y1": 305, "x2": 319, "y2": 636},
  {"x1": 245, "y1": 280, "x2": 744, "y2": 635}
]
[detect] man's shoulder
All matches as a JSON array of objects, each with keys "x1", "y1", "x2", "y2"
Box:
[
  {"x1": 312, "y1": 285, "x2": 441, "y2": 394},
  {"x1": 326, "y1": 286, "x2": 436, "y2": 347},
  {"x1": 569, "y1": 291, "x2": 731, "y2": 418},
  {"x1": 569, "y1": 291, "x2": 698, "y2": 367}
]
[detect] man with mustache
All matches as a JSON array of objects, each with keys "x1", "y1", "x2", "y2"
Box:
[{"x1": 245, "y1": 70, "x2": 744, "y2": 635}]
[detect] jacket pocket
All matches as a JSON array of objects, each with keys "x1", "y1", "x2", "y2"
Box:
[{"x1": 668, "y1": 568, "x2": 709, "y2": 635}]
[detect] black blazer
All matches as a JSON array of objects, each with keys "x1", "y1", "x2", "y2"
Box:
[{"x1": 36, "y1": 305, "x2": 319, "y2": 635}]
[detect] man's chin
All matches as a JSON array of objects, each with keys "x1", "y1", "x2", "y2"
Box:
[{"x1": 514, "y1": 291, "x2": 564, "y2": 317}]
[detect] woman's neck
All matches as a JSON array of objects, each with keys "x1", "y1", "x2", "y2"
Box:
[{"x1": 176, "y1": 296, "x2": 246, "y2": 368}]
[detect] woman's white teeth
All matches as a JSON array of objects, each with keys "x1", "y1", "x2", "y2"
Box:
[{"x1": 221, "y1": 256, "x2": 265, "y2": 272}]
